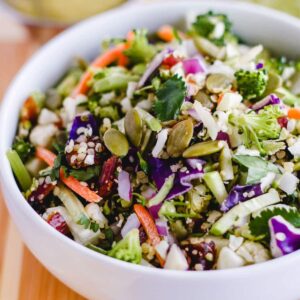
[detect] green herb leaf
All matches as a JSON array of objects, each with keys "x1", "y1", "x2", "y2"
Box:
[
  {"x1": 69, "y1": 166, "x2": 100, "y2": 181},
  {"x1": 154, "y1": 75, "x2": 186, "y2": 121},
  {"x1": 249, "y1": 207, "x2": 300, "y2": 240},
  {"x1": 12, "y1": 137, "x2": 35, "y2": 162},
  {"x1": 78, "y1": 213, "x2": 90, "y2": 229},
  {"x1": 233, "y1": 155, "x2": 279, "y2": 184}
]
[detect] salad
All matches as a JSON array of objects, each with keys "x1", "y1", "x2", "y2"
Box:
[{"x1": 7, "y1": 11, "x2": 300, "y2": 271}]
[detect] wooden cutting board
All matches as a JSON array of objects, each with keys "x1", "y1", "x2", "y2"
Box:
[{"x1": 0, "y1": 22, "x2": 85, "y2": 300}]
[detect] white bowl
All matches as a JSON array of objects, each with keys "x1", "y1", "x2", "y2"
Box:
[{"x1": 1, "y1": 2, "x2": 300, "y2": 299}]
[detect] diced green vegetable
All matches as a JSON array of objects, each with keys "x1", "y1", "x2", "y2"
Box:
[
  {"x1": 219, "y1": 146, "x2": 234, "y2": 181},
  {"x1": 93, "y1": 74, "x2": 139, "y2": 93},
  {"x1": 148, "y1": 174, "x2": 175, "y2": 207},
  {"x1": 211, "y1": 189, "x2": 281, "y2": 236},
  {"x1": 7, "y1": 149, "x2": 32, "y2": 191},
  {"x1": 203, "y1": 171, "x2": 228, "y2": 204},
  {"x1": 124, "y1": 29, "x2": 156, "y2": 63}
]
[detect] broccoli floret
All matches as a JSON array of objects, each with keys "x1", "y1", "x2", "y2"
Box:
[
  {"x1": 192, "y1": 11, "x2": 234, "y2": 46},
  {"x1": 124, "y1": 29, "x2": 156, "y2": 63},
  {"x1": 12, "y1": 137, "x2": 34, "y2": 162},
  {"x1": 229, "y1": 105, "x2": 284, "y2": 154},
  {"x1": 108, "y1": 228, "x2": 142, "y2": 264},
  {"x1": 235, "y1": 69, "x2": 268, "y2": 101}
]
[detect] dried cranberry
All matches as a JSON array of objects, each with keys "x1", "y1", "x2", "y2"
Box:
[
  {"x1": 47, "y1": 212, "x2": 70, "y2": 235},
  {"x1": 162, "y1": 54, "x2": 181, "y2": 69},
  {"x1": 65, "y1": 136, "x2": 104, "y2": 169},
  {"x1": 27, "y1": 178, "x2": 56, "y2": 214},
  {"x1": 182, "y1": 239, "x2": 216, "y2": 271},
  {"x1": 278, "y1": 116, "x2": 288, "y2": 128},
  {"x1": 98, "y1": 156, "x2": 119, "y2": 197}
]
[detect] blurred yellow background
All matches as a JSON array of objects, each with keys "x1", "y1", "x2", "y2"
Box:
[{"x1": 1, "y1": 0, "x2": 300, "y2": 26}]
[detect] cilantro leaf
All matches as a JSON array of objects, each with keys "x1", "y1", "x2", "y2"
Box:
[
  {"x1": 78, "y1": 214, "x2": 100, "y2": 233},
  {"x1": 249, "y1": 207, "x2": 300, "y2": 240},
  {"x1": 154, "y1": 75, "x2": 186, "y2": 121},
  {"x1": 233, "y1": 155, "x2": 280, "y2": 184},
  {"x1": 69, "y1": 166, "x2": 100, "y2": 181}
]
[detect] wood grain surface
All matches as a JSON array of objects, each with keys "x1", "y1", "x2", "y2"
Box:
[{"x1": 0, "y1": 21, "x2": 85, "y2": 300}]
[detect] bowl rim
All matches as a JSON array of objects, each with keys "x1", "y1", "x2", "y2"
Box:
[{"x1": 1, "y1": 0, "x2": 300, "y2": 279}]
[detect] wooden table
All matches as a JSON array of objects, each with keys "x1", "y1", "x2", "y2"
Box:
[{"x1": 0, "y1": 21, "x2": 85, "y2": 300}]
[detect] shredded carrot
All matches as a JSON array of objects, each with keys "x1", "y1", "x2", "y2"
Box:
[
  {"x1": 288, "y1": 108, "x2": 300, "y2": 119},
  {"x1": 157, "y1": 25, "x2": 175, "y2": 42},
  {"x1": 36, "y1": 146, "x2": 56, "y2": 167},
  {"x1": 36, "y1": 147, "x2": 101, "y2": 203},
  {"x1": 72, "y1": 43, "x2": 129, "y2": 97},
  {"x1": 117, "y1": 53, "x2": 129, "y2": 66},
  {"x1": 133, "y1": 204, "x2": 165, "y2": 266},
  {"x1": 59, "y1": 169, "x2": 101, "y2": 203}
]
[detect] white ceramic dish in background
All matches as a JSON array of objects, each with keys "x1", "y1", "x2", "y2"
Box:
[{"x1": 0, "y1": 2, "x2": 300, "y2": 300}]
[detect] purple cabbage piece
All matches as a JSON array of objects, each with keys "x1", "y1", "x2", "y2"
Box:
[
  {"x1": 182, "y1": 58, "x2": 205, "y2": 75},
  {"x1": 216, "y1": 131, "x2": 231, "y2": 148},
  {"x1": 148, "y1": 157, "x2": 205, "y2": 200},
  {"x1": 69, "y1": 113, "x2": 98, "y2": 140},
  {"x1": 251, "y1": 94, "x2": 282, "y2": 111},
  {"x1": 269, "y1": 216, "x2": 300, "y2": 257},
  {"x1": 256, "y1": 62, "x2": 264, "y2": 70},
  {"x1": 220, "y1": 184, "x2": 263, "y2": 212},
  {"x1": 148, "y1": 203, "x2": 162, "y2": 219}
]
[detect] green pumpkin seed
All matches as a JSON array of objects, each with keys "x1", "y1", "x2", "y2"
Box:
[
  {"x1": 206, "y1": 73, "x2": 232, "y2": 94},
  {"x1": 167, "y1": 119, "x2": 194, "y2": 157},
  {"x1": 103, "y1": 128, "x2": 129, "y2": 157},
  {"x1": 124, "y1": 109, "x2": 143, "y2": 147},
  {"x1": 183, "y1": 140, "x2": 224, "y2": 158},
  {"x1": 194, "y1": 91, "x2": 214, "y2": 110},
  {"x1": 263, "y1": 72, "x2": 282, "y2": 96}
]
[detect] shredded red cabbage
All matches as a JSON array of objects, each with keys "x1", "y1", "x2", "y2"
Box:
[
  {"x1": 220, "y1": 184, "x2": 263, "y2": 212},
  {"x1": 148, "y1": 157, "x2": 205, "y2": 200},
  {"x1": 269, "y1": 216, "x2": 300, "y2": 257},
  {"x1": 216, "y1": 131, "x2": 231, "y2": 148},
  {"x1": 251, "y1": 94, "x2": 282, "y2": 111},
  {"x1": 183, "y1": 58, "x2": 205, "y2": 75}
]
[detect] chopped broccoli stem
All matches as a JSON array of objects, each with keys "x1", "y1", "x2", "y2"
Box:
[
  {"x1": 229, "y1": 105, "x2": 284, "y2": 154},
  {"x1": 108, "y1": 228, "x2": 142, "y2": 264}
]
